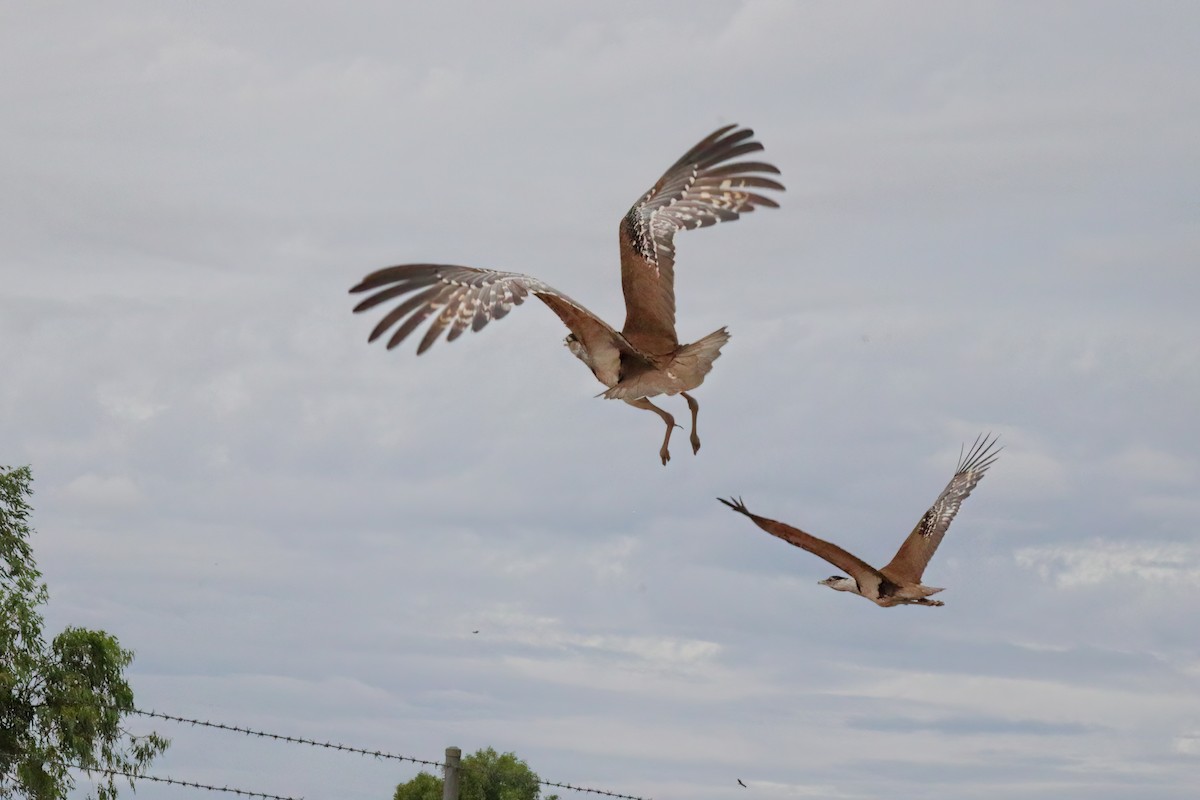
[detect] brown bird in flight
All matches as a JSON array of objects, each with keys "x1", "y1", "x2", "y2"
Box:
[
  {"x1": 719, "y1": 435, "x2": 1000, "y2": 607},
  {"x1": 349, "y1": 125, "x2": 783, "y2": 464}
]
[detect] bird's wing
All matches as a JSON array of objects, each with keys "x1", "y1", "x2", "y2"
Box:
[
  {"x1": 618, "y1": 124, "x2": 784, "y2": 354},
  {"x1": 881, "y1": 434, "x2": 1001, "y2": 585},
  {"x1": 718, "y1": 497, "x2": 891, "y2": 598},
  {"x1": 350, "y1": 264, "x2": 651, "y2": 383}
]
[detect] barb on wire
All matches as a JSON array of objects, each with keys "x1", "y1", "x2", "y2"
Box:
[
  {"x1": 134, "y1": 708, "x2": 649, "y2": 800},
  {"x1": 133, "y1": 708, "x2": 444, "y2": 769},
  {"x1": 451, "y1": 751, "x2": 650, "y2": 800},
  {"x1": 536, "y1": 776, "x2": 646, "y2": 800},
  {"x1": 456, "y1": 760, "x2": 649, "y2": 800},
  {"x1": 76, "y1": 762, "x2": 302, "y2": 800}
]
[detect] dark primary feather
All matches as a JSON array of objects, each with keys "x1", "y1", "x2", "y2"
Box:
[
  {"x1": 349, "y1": 264, "x2": 652, "y2": 387},
  {"x1": 619, "y1": 124, "x2": 784, "y2": 355},
  {"x1": 350, "y1": 264, "x2": 551, "y2": 353},
  {"x1": 881, "y1": 434, "x2": 1002, "y2": 584},
  {"x1": 718, "y1": 496, "x2": 753, "y2": 516}
]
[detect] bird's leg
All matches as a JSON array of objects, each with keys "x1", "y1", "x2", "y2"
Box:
[
  {"x1": 625, "y1": 397, "x2": 677, "y2": 466},
  {"x1": 680, "y1": 391, "x2": 701, "y2": 454},
  {"x1": 915, "y1": 598, "x2": 945, "y2": 607}
]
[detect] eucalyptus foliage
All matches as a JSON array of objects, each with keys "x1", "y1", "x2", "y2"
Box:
[{"x1": 1, "y1": 465, "x2": 167, "y2": 800}]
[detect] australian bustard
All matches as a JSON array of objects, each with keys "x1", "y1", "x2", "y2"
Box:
[
  {"x1": 719, "y1": 435, "x2": 1001, "y2": 607},
  {"x1": 350, "y1": 124, "x2": 783, "y2": 464}
]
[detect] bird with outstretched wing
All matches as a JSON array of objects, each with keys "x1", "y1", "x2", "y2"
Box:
[
  {"x1": 720, "y1": 434, "x2": 1001, "y2": 606},
  {"x1": 350, "y1": 125, "x2": 783, "y2": 464}
]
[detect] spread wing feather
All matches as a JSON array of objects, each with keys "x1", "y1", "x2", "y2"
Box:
[
  {"x1": 619, "y1": 124, "x2": 784, "y2": 355},
  {"x1": 881, "y1": 434, "x2": 1001, "y2": 585},
  {"x1": 349, "y1": 265, "x2": 650, "y2": 379},
  {"x1": 719, "y1": 497, "x2": 893, "y2": 600}
]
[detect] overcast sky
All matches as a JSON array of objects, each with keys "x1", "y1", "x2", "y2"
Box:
[{"x1": 3, "y1": 2, "x2": 1199, "y2": 799}]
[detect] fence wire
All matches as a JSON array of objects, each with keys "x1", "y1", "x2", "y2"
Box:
[
  {"x1": 78, "y1": 764, "x2": 304, "y2": 800},
  {"x1": 0, "y1": 748, "x2": 300, "y2": 800},
  {"x1": 134, "y1": 708, "x2": 649, "y2": 800},
  {"x1": 133, "y1": 708, "x2": 444, "y2": 768}
]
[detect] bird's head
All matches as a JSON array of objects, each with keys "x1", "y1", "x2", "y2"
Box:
[
  {"x1": 563, "y1": 333, "x2": 591, "y2": 366},
  {"x1": 819, "y1": 575, "x2": 855, "y2": 592}
]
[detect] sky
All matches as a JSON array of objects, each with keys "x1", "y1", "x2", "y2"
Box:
[{"x1": 2, "y1": 1, "x2": 1199, "y2": 798}]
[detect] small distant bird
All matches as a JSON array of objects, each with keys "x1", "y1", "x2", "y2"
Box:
[
  {"x1": 350, "y1": 125, "x2": 783, "y2": 465},
  {"x1": 737, "y1": 779, "x2": 747, "y2": 788},
  {"x1": 719, "y1": 435, "x2": 1000, "y2": 607},
  {"x1": 472, "y1": 630, "x2": 479, "y2": 634}
]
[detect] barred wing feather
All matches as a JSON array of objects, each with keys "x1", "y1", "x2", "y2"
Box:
[
  {"x1": 619, "y1": 124, "x2": 784, "y2": 354},
  {"x1": 881, "y1": 434, "x2": 1002, "y2": 585},
  {"x1": 349, "y1": 264, "x2": 651, "y2": 384}
]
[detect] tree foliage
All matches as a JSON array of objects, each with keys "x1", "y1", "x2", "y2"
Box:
[
  {"x1": 393, "y1": 747, "x2": 557, "y2": 800},
  {"x1": 1, "y1": 465, "x2": 168, "y2": 800},
  {"x1": 394, "y1": 770, "x2": 443, "y2": 800}
]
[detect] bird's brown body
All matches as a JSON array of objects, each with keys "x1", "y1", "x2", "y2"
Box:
[
  {"x1": 817, "y1": 574, "x2": 946, "y2": 608},
  {"x1": 350, "y1": 125, "x2": 783, "y2": 464},
  {"x1": 720, "y1": 435, "x2": 1001, "y2": 607}
]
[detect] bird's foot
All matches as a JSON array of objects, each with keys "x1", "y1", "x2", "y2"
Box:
[
  {"x1": 659, "y1": 445, "x2": 671, "y2": 466},
  {"x1": 690, "y1": 433, "x2": 701, "y2": 454}
]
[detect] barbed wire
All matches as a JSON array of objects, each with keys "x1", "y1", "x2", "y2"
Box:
[
  {"x1": 535, "y1": 778, "x2": 644, "y2": 799},
  {"x1": 0, "y1": 748, "x2": 300, "y2": 800},
  {"x1": 78, "y1": 763, "x2": 304, "y2": 800},
  {"x1": 132, "y1": 708, "x2": 444, "y2": 769},
  {"x1": 133, "y1": 708, "x2": 649, "y2": 800}
]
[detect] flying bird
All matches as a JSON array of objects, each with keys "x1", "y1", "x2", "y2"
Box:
[
  {"x1": 737, "y1": 779, "x2": 747, "y2": 788},
  {"x1": 350, "y1": 125, "x2": 784, "y2": 464},
  {"x1": 719, "y1": 434, "x2": 1000, "y2": 607}
]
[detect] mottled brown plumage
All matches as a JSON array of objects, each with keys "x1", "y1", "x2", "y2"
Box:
[
  {"x1": 719, "y1": 435, "x2": 1001, "y2": 606},
  {"x1": 350, "y1": 125, "x2": 783, "y2": 464}
]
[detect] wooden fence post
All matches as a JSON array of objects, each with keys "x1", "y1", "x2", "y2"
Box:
[{"x1": 443, "y1": 746, "x2": 461, "y2": 800}]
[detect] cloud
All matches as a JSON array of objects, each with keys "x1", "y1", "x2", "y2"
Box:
[
  {"x1": 1015, "y1": 541, "x2": 1200, "y2": 588},
  {"x1": 58, "y1": 472, "x2": 146, "y2": 510},
  {"x1": 837, "y1": 666, "x2": 1200, "y2": 733},
  {"x1": 1105, "y1": 445, "x2": 1198, "y2": 487},
  {"x1": 847, "y1": 714, "x2": 1094, "y2": 736},
  {"x1": 3, "y1": 3, "x2": 1199, "y2": 799},
  {"x1": 1173, "y1": 731, "x2": 1200, "y2": 757},
  {"x1": 96, "y1": 380, "x2": 170, "y2": 422},
  {"x1": 475, "y1": 606, "x2": 725, "y2": 678}
]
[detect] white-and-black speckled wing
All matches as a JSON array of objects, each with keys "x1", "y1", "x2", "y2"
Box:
[
  {"x1": 619, "y1": 124, "x2": 784, "y2": 355},
  {"x1": 349, "y1": 264, "x2": 650, "y2": 385},
  {"x1": 882, "y1": 434, "x2": 1002, "y2": 584}
]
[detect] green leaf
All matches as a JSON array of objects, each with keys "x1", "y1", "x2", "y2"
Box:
[{"x1": 1, "y1": 465, "x2": 169, "y2": 799}]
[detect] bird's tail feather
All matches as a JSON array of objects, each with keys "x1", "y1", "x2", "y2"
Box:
[
  {"x1": 598, "y1": 327, "x2": 730, "y2": 400},
  {"x1": 674, "y1": 327, "x2": 731, "y2": 380}
]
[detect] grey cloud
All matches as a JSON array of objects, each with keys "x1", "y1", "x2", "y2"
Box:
[
  {"x1": 847, "y1": 714, "x2": 1096, "y2": 736},
  {"x1": 4, "y1": 2, "x2": 1200, "y2": 799}
]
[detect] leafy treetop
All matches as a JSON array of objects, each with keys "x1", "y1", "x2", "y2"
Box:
[
  {"x1": 393, "y1": 747, "x2": 558, "y2": 800},
  {"x1": 1, "y1": 464, "x2": 168, "y2": 800}
]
